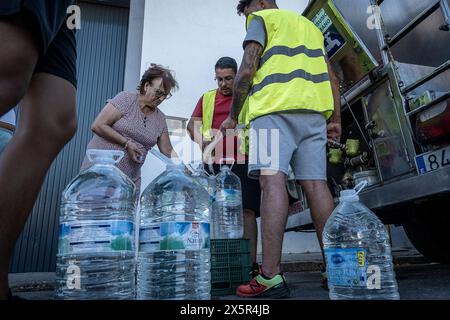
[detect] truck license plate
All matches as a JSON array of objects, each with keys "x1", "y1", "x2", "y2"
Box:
[{"x1": 415, "y1": 145, "x2": 450, "y2": 174}]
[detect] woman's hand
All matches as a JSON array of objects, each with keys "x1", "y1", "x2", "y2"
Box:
[{"x1": 125, "y1": 140, "x2": 145, "y2": 164}]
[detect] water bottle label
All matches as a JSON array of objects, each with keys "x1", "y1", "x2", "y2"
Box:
[
  {"x1": 215, "y1": 189, "x2": 241, "y2": 206},
  {"x1": 324, "y1": 248, "x2": 367, "y2": 287},
  {"x1": 58, "y1": 220, "x2": 134, "y2": 254},
  {"x1": 139, "y1": 222, "x2": 210, "y2": 251},
  {"x1": 138, "y1": 225, "x2": 161, "y2": 251}
]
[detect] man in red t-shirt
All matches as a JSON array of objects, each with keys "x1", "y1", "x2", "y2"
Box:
[{"x1": 187, "y1": 57, "x2": 261, "y2": 272}]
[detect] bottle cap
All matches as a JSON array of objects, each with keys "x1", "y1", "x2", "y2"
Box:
[
  {"x1": 339, "y1": 181, "x2": 367, "y2": 201},
  {"x1": 340, "y1": 189, "x2": 356, "y2": 197}
]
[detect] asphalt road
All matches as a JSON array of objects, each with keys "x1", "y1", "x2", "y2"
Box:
[
  {"x1": 216, "y1": 262, "x2": 450, "y2": 300},
  {"x1": 10, "y1": 262, "x2": 450, "y2": 300}
]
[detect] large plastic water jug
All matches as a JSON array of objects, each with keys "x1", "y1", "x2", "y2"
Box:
[
  {"x1": 55, "y1": 149, "x2": 136, "y2": 300},
  {"x1": 323, "y1": 182, "x2": 400, "y2": 300},
  {"x1": 137, "y1": 153, "x2": 211, "y2": 300}
]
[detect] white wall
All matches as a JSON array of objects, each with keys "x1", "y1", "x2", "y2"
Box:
[
  {"x1": 139, "y1": 0, "x2": 330, "y2": 254},
  {"x1": 140, "y1": 0, "x2": 309, "y2": 119}
]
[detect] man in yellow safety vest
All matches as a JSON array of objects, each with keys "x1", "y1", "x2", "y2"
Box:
[
  {"x1": 220, "y1": 0, "x2": 342, "y2": 298},
  {"x1": 187, "y1": 57, "x2": 262, "y2": 274}
]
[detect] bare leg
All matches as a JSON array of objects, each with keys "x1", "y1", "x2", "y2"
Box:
[
  {"x1": 243, "y1": 209, "x2": 258, "y2": 264},
  {"x1": 0, "y1": 14, "x2": 40, "y2": 299},
  {"x1": 0, "y1": 73, "x2": 77, "y2": 299},
  {"x1": 0, "y1": 14, "x2": 39, "y2": 116},
  {"x1": 259, "y1": 171, "x2": 289, "y2": 278},
  {"x1": 299, "y1": 180, "x2": 335, "y2": 259}
]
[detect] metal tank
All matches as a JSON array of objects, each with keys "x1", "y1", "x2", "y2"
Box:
[{"x1": 287, "y1": 0, "x2": 450, "y2": 264}]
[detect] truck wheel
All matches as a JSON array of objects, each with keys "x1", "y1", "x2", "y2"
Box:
[{"x1": 403, "y1": 200, "x2": 450, "y2": 264}]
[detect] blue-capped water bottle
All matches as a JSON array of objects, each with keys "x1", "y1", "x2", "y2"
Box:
[
  {"x1": 213, "y1": 158, "x2": 243, "y2": 239},
  {"x1": 323, "y1": 182, "x2": 400, "y2": 300}
]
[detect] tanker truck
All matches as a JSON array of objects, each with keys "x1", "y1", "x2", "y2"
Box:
[{"x1": 286, "y1": 0, "x2": 450, "y2": 263}]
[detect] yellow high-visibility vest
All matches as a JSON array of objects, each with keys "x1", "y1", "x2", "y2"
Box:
[
  {"x1": 245, "y1": 9, "x2": 334, "y2": 124},
  {"x1": 201, "y1": 89, "x2": 217, "y2": 141},
  {"x1": 201, "y1": 89, "x2": 249, "y2": 155}
]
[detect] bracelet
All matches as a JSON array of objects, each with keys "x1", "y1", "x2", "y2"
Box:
[{"x1": 124, "y1": 139, "x2": 131, "y2": 149}]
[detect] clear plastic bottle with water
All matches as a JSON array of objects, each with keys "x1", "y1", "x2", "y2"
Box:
[
  {"x1": 323, "y1": 182, "x2": 400, "y2": 300},
  {"x1": 55, "y1": 150, "x2": 137, "y2": 300},
  {"x1": 137, "y1": 156, "x2": 211, "y2": 300},
  {"x1": 213, "y1": 159, "x2": 243, "y2": 239},
  {"x1": 190, "y1": 162, "x2": 217, "y2": 238}
]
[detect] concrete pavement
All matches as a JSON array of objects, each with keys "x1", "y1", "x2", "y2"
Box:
[{"x1": 8, "y1": 249, "x2": 449, "y2": 300}]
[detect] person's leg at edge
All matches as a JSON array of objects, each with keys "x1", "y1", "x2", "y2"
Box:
[
  {"x1": 259, "y1": 170, "x2": 289, "y2": 278},
  {"x1": 299, "y1": 180, "x2": 334, "y2": 259},
  {"x1": 0, "y1": 14, "x2": 39, "y2": 116},
  {"x1": 243, "y1": 209, "x2": 258, "y2": 265},
  {"x1": 0, "y1": 14, "x2": 40, "y2": 299},
  {"x1": 0, "y1": 73, "x2": 77, "y2": 299}
]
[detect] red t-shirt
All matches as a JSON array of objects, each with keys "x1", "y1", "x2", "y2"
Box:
[{"x1": 192, "y1": 90, "x2": 247, "y2": 163}]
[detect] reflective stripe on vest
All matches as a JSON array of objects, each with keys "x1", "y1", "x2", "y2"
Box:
[
  {"x1": 245, "y1": 9, "x2": 334, "y2": 124},
  {"x1": 201, "y1": 89, "x2": 217, "y2": 141}
]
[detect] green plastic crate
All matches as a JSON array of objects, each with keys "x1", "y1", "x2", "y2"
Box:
[{"x1": 210, "y1": 239, "x2": 252, "y2": 296}]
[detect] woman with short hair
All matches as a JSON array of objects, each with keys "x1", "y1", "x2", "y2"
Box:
[{"x1": 81, "y1": 64, "x2": 179, "y2": 195}]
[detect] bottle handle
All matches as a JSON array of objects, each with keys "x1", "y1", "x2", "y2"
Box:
[
  {"x1": 354, "y1": 181, "x2": 368, "y2": 195},
  {"x1": 86, "y1": 149, "x2": 124, "y2": 164},
  {"x1": 219, "y1": 158, "x2": 235, "y2": 171},
  {"x1": 202, "y1": 131, "x2": 223, "y2": 164},
  {"x1": 203, "y1": 132, "x2": 225, "y2": 176},
  {"x1": 185, "y1": 162, "x2": 198, "y2": 176}
]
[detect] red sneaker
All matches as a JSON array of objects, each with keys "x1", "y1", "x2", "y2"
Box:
[{"x1": 236, "y1": 274, "x2": 291, "y2": 298}]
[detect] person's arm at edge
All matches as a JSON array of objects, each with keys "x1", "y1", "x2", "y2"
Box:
[
  {"x1": 326, "y1": 58, "x2": 342, "y2": 141},
  {"x1": 187, "y1": 116, "x2": 209, "y2": 149}
]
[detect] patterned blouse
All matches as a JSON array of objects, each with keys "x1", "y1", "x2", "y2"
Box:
[{"x1": 81, "y1": 91, "x2": 168, "y2": 193}]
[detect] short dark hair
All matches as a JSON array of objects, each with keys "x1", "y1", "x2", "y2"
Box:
[
  {"x1": 237, "y1": 0, "x2": 253, "y2": 15},
  {"x1": 215, "y1": 57, "x2": 238, "y2": 74},
  {"x1": 237, "y1": 0, "x2": 277, "y2": 15},
  {"x1": 137, "y1": 63, "x2": 179, "y2": 95}
]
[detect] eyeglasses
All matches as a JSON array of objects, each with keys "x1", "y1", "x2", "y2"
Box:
[
  {"x1": 151, "y1": 87, "x2": 172, "y2": 100},
  {"x1": 215, "y1": 76, "x2": 234, "y2": 83}
]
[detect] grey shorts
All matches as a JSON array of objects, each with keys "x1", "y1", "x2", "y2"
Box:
[{"x1": 248, "y1": 112, "x2": 327, "y2": 181}]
